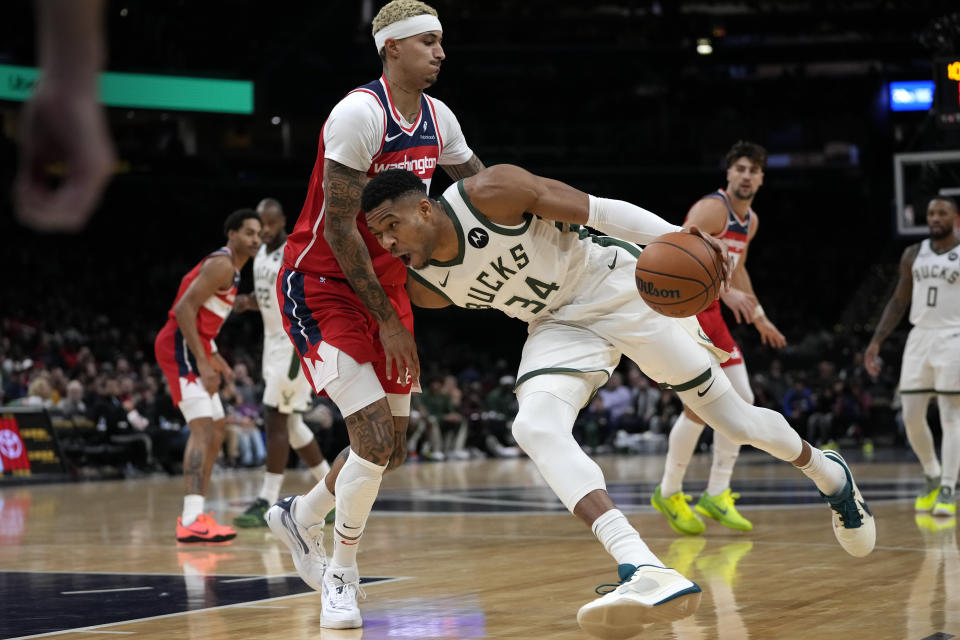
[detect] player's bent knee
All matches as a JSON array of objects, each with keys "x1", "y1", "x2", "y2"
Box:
[
  {"x1": 286, "y1": 413, "x2": 314, "y2": 450},
  {"x1": 511, "y1": 414, "x2": 557, "y2": 456}
]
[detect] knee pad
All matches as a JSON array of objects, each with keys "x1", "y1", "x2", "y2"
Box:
[
  {"x1": 286, "y1": 413, "x2": 315, "y2": 450},
  {"x1": 324, "y1": 350, "x2": 386, "y2": 417},
  {"x1": 512, "y1": 383, "x2": 606, "y2": 512}
]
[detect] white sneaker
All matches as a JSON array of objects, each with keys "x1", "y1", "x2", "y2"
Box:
[
  {"x1": 265, "y1": 496, "x2": 327, "y2": 591},
  {"x1": 820, "y1": 450, "x2": 876, "y2": 557},
  {"x1": 577, "y1": 564, "x2": 701, "y2": 639},
  {"x1": 321, "y1": 563, "x2": 364, "y2": 629}
]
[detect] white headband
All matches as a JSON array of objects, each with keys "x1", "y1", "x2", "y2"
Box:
[{"x1": 374, "y1": 14, "x2": 442, "y2": 51}]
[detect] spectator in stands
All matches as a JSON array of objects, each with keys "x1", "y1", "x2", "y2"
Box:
[
  {"x1": 480, "y1": 376, "x2": 521, "y2": 457},
  {"x1": 57, "y1": 379, "x2": 88, "y2": 416},
  {"x1": 598, "y1": 372, "x2": 633, "y2": 440},
  {"x1": 18, "y1": 376, "x2": 55, "y2": 408},
  {"x1": 419, "y1": 376, "x2": 466, "y2": 460},
  {"x1": 91, "y1": 377, "x2": 153, "y2": 471},
  {"x1": 782, "y1": 376, "x2": 814, "y2": 436}
]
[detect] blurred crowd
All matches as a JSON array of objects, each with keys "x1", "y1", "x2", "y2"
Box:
[{"x1": 1, "y1": 304, "x2": 914, "y2": 479}]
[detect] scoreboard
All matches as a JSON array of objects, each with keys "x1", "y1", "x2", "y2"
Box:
[
  {"x1": 936, "y1": 58, "x2": 960, "y2": 127},
  {"x1": 0, "y1": 408, "x2": 66, "y2": 480}
]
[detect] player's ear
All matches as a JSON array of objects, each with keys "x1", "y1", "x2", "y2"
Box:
[
  {"x1": 419, "y1": 197, "x2": 432, "y2": 219},
  {"x1": 384, "y1": 38, "x2": 401, "y2": 60}
]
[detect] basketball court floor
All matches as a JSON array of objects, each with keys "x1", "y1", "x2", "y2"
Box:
[{"x1": 1, "y1": 450, "x2": 957, "y2": 640}]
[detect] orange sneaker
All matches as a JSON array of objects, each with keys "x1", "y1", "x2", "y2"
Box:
[{"x1": 176, "y1": 512, "x2": 237, "y2": 543}]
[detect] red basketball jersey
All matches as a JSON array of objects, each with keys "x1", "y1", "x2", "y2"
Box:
[
  {"x1": 160, "y1": 247, "x2": 239, "y2": 353},
  {"x1": 688, "y1": 188, "x2": 753, "y2": 271},
  {"x1": 284, "y1": 76, "x2": 446, "y2": 285}
]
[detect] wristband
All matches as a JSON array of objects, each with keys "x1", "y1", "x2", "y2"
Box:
[{"x1": 753, "y1": 304, "x2": 765, "y2": 319}]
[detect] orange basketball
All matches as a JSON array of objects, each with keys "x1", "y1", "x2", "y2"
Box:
[{"x1": 634, "y1": 231, "x2": 723, "y2": 318}]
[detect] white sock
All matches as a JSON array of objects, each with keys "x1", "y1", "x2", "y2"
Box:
[
  {"x1": 332, "y1": 450, "x2": 386, "y2": 568},
  {"x1": 258, "y1": 472, "x2": 284, "y2": 505},
  {"x1": 310, "y1": 460, "x2": 331, "y2": 482},
  {"x1": 181, "y1": 494, "x2": 204, "y2": 526},
  {"x1": 798, "y1": 447, "x2": 846, "y2": 496},
  {"x1": 662, "y1": 414, "x2": 704, "y2": 496},
  {"x1": 295, "y1": 477, "x2": 336, "y2": 526},
  {"x1": 592, "y1": 509, "x2": 663, "y2": 568},
  {"x1": 706, "y1": 431, "x2": 740, "y2": 496},
  {"x1": 903, "y1": 393, "x2": 941, "y2": 479}
]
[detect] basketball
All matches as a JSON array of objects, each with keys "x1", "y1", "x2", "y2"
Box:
[{"x1": 634, "y1": 231, "x2": 724, "y2": 318}]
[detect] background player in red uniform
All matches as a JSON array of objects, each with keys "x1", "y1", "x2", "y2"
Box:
[
  {"x1": 652, "y1": 141, "x2": 787, "y2": 535},
  {"x1": 265, "y1": 0, "x2": 484, "y2": 629},
  {"x1": 154, "y1": 209, "x2": 261, "y2": 543}
]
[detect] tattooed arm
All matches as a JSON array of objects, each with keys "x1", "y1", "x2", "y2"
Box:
[
  {"x1": 322, "y1": 159, "x2": 420, "y2": 381},
  {"x1": 440, "y1": 154, "x2": 484, "y2": 182}
]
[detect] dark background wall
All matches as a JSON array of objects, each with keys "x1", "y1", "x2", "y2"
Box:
[{"x1": 2, "y1": 0, "x2": 959, "y2": 379}]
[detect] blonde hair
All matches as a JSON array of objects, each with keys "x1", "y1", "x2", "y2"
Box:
[{"x1": 372, "y1": 0, "x2": 438, "y2": 37}]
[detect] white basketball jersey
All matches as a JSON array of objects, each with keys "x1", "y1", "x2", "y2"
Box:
[
  {"x1": 909, "y1": 239, "x2": 960, "y2": 328},
  {"x1": 409, "y1": 181, "x2": 638, "y2": 323},
  {"x1": 253, "y1": 243, "x2": 287, "y2": 341}
]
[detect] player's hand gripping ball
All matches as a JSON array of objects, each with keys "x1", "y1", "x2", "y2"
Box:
[{"x1": 635, "y1": 231, "x2": 725, "y2": 317}]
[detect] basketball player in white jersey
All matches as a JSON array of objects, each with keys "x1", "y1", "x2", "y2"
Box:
[
  {"x1": 865, "y1": 196, "x2": 960, "y2": 517},
  {"x1": 361, "y1": 165, "x2": 876, "y2": 639},
  {"x1": 264, "y1": 0, "x2": 484, "y2": 629},
  {"x1": 653, "y1": 141, "x2": 787, "y2": 536},
  {"x1": 232, "y1": 198, "x2": 332, "y2": 528}
]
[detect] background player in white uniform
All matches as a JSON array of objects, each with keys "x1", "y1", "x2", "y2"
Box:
[
  {"x1": 865, "y1": 196, "x2": 960, "y2": 517},
  {"x1": 232, "y1": 198, "x2": 332, "y2": 528},
  {"x1": 265, "y1": 1, "x2": 484, "y2": 630},
  {"x1": 361, "y1": 165, "x2": 876, "y2": 639}
]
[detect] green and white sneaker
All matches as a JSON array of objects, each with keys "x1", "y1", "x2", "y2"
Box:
[
  {"x1": 233, "y1": 498, "x2": 270, "y2": 528},
  {"x1": 932, "y1": 486, "x2": 956, "y2": 517},
  {"x1": 695, "y1": 488, "x2": 753, "y2": 532},
  {"x1": 577, "y1": 564, "x2": 701, "y2": 638},
  {"x1": 651, "y1": 486, "x2": 706, "y2": 536},
  {"x1": 820, "y1": 450, "x2": 876, "y2": 557},
  {"x1": 915, "y1": 476, "x2": 940, "y2": 512}
]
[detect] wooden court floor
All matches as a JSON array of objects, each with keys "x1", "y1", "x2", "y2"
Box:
[{"x1": 1, "y1": 451, "x2": 957, "y2": 640}]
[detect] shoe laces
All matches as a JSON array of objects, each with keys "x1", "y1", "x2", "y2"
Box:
[
  {"x1": 594, "y1": 565, "x2": 641, "y2": 595},
  {"x1": 668, "y1": 492, "x2": 696, "y2": 517},
  {"x1": 327, "y1": 577, "x2": 366, "y2": 608},
  {"x1": 717, "y1": 490, "x2": 741, "y2": 510},
  {"x1": 305, "y1": 524, "x2": 326, "y2": 556},
  {"x1": 826, "y1": 488, "x2": 863, "y2": 529}
]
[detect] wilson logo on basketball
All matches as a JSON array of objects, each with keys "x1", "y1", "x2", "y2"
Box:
[{"x1": 636, "y1": 278, "x2": 681, "y2": 299}]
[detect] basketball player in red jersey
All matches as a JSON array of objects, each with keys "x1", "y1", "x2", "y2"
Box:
[
  {"x1": 653, "y1": 141, "x2": 787, "y2": 536},
  {"x1": 154, "y1": 209, "x2": 262, "y2": 543},
  {"x1": 264, "y1": 0, "x2": 483, "y2": 629}
]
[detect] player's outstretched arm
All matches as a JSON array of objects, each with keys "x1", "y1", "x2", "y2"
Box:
[
  {"x1": 865, "y1": 243, "x2": 920, "y2": 376},
  {"x1": 172, "y1": 256, "x2": 236, "y2": 395},
  {"x1": 465, "y1": 164, "x2": 680, "y2": 243},
  {"x1": 322, "y1": 159, "x2": 420, "y2": 381}
]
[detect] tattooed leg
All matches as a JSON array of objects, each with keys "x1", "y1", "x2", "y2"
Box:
[
  {"x1": 388, "y1": 416, "x2": 409, "y2": 471},
  {"x1": 183, "y1": 417, "x2": 218, "y2": 496},
  {"x1": 343, "y1": 397, "x2": 395, "y2": 465}
]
